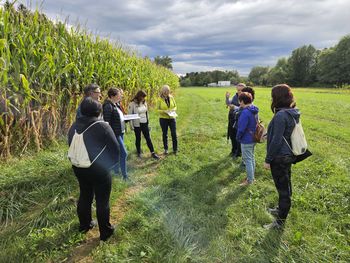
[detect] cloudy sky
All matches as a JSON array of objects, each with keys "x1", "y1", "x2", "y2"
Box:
[{"x1": 27, "y1": 0, "x2": 350, "y2": 75}]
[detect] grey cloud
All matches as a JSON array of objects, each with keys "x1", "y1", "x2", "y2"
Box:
[{"x1": 30, "y1": 0, "x2": 350, "y2": 75}]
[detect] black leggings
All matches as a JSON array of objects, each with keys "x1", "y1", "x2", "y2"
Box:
[
  {"x1": 134, "y1": 123, "x2": 155, "y2": 154},
  {"x1": 271, "y1": 157, "x2": 293, "y2": 225}
]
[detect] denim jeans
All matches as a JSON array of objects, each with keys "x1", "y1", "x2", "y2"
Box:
[
  {"x1": 241, "y1": 143, "x2": 256, "y2": 183},
  {"x1": 115, "y1": 134, "x2": 128, "y2": 179},
  {"x1": 159, "y1": 118, "x2": 177, "y2": 152}
]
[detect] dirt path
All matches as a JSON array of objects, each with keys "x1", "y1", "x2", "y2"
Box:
[{"x1": 66, "y1": 162, "x2": 160, "y2": 263}]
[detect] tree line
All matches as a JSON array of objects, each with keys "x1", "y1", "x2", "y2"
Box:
[
  {"x1": 180, "y1": 70, "x2": 244, "y2": 87},
  {"x1": 180, "y1": 34, "x2": 350, "y2": 87}
]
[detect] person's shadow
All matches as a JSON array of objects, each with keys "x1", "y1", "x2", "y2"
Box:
[{"x1": 249, "y1": 228, "x2": 284, "y2": 263}]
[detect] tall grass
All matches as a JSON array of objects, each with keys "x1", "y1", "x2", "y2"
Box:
[{"x1": 0, "y1": 3, "x2": 179, "y2": 158}]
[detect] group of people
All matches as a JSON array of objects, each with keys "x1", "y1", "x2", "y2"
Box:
[
  {"x1": 226, "y1": 83, "x2": 301, "y2": 230},
  {"x1": 68, "y1": 82, "x2": 302, "y2": 240},
  {"x1": 68, "y1": 83, "x2": 178, "y2": 241}
]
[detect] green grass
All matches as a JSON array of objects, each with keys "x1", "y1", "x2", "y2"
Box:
[{"x1": 1, "y1": 87, "x2": 349, "y2": 262}]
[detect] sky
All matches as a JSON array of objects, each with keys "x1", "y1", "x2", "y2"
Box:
[{"x1": 23, "y1": 0, "x2": 350, "y2": 76}]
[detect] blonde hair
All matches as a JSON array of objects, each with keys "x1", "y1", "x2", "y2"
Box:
[{"x1": 160, "y1": 85, "x2": 170, "y2": 98}]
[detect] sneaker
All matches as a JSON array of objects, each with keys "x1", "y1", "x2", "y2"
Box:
[
  {"x1": 173, "y1": 151, "x2": 178, "y2": 155},
  {"x1": 151, "y1": 153, "x2": 160, "y2": 160},
  {"x1": 79, "y1": 220, "x2": 97, "y2": 233},
  {"x1": 267, "y1": 207, "x2": 280, "y2": 217},
  {"x1": 137, "y1": 153, "x2": 142, "y2": 158},
  {"x1": 263, "y1": 220, "x2": 283, "y2": 230},
  {"x1": 164, "y1": 149, "x2": 169, "y2": 155}
]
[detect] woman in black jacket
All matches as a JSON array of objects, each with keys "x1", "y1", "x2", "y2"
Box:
[
  {"x1": 68, "y1": 97, "x2": 119, "y2": 241},
  {"x1": 103, "y1": 87, "x2": 128, "y2": 180},
  {"x1": 263, "y1": 84, "x2": 299, "y2": 229}
]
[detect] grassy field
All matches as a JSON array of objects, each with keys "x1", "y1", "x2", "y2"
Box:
[{"x1": 0, "y1": 87, "x2": 349, "y2": 262}]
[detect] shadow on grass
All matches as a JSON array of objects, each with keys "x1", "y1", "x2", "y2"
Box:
[
  {"x1": 159, "y1": 156, "x2": 248, "y2": 248},
  {"x1": 250, "y1": 228, "x2": 284, "y2": 262}
]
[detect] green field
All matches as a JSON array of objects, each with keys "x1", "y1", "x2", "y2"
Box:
[{"x1": 1, "y1": 87, "x2": 349, "y2": 262}]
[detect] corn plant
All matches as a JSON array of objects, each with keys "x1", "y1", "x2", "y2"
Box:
[{"x1": 0, "y1": 4, "x2": 179, "y2": 158}]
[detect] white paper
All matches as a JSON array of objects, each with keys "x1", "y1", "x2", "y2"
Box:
[
  {"x1": 124, "y1": 114, "x2": 141, "y2": 120},
  {"x1": 166, "y1": 111, "x2": 178, "y2": 117}
]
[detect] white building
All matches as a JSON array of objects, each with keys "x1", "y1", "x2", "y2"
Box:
[{"x1": 218, "y1": 81, "x2": 231, "y2": 87}]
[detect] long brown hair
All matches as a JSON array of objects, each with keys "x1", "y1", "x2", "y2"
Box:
[
  {"x1": 271, "y1": 84, "x2": 296, "y2": 113},
  {"x1": 132, "y1": 90, "x2": 147, "y2": 104}
]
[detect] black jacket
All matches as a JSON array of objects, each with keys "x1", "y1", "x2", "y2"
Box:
[
  {"x1": 103, "y1": 100, "x2": 123, "y2": 137},
  {"x1": 68, "y1": 116, "x2": 119, "y2": 174},
  {"x1": 265, "y1": 108, "x2": 300, "y2": 163}
]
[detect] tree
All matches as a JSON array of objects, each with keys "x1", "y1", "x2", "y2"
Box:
[
  {"x1": 266, "y1": 58, "x2": 289, "y2": 85},
  {"x1": 248, "y1": 66, "x2": 269, "y2": 85},
  {"x1": 334, "y1": 35, "x2": 350, "y2": 85},
  {"x1": 154, "y1": 56, "x2": 173, "y2": 70},
  {"x1": 287, "y1": 45, "x2": 318, "y2": 86}
]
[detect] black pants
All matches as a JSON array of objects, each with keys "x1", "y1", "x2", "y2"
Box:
[
  {"x1": 134, "y1": 123, "x2": 155, "y2": 154},
  {"x1": 270, "y1": 156, "x2": 294, "y2": 225},
  {"x1": 73, "y1": 167, "x2": 114, "y2": 240},
  {"x1": 159, "y1": 118, "x2": 177, "y2": 152},
  {"x1": 228, "y1": 126, "x2": 241, "y2": 156}
]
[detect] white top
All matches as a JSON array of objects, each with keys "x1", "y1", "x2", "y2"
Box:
[
  {"x1": 116, "y1": 106, "x2": 125, "y2": 133},
  {"x1": 128, "y1": 101, "x2": 149, "y2": 128}
]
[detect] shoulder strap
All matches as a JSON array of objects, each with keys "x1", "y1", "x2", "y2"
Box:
[{"x1": 82, "y1": 120, "x2": 105, "y2": 134}]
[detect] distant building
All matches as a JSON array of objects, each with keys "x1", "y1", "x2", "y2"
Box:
[
  {"x1": 208, "y1": 82, "x2": 217, "y2": 87},
  {"x1": 218, "y1": 81, "x2": 231, "y2": 87}
]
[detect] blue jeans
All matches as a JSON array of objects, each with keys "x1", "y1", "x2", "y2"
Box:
[
  {"x1": 241, "y1": 143, "x2": 256, "y2": 183},
  {"x1": 115, "y1": 135, "x2": 128, "y2": 179}
]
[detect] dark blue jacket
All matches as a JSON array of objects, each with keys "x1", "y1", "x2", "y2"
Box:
[
  {"x1": 265, "y1": 108, "x2": 300, "y2": 163},
  {"x1": 236, "y1": 105, "x2": 259, "y2": 144},
  {"x1": 226, "y1": 93, "x2": 240, "y2": 107},
  {"x1": 68, "y1": 116, "x2": 120, "y2": 174}
]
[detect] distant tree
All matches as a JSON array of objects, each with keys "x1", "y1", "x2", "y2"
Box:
[
  {"x1": 334, "y1": 35, "x2": 350, "y2": 85},
  {"x1": 317, "y1": 47, "x2": 338, "y2": 84},
  {"x1": 179, "y1": 69, "x2": 241, "y2": 87},
  {"x1": 287, "y1": 45, "x2": 318, "y2": 86},
  {"x1": 266, "y1": 58, "x2": 289, "y2": 85},
  {"x1": 154, "y1": 56, "x2": 173, "y2": 70},
  {"x1": 248, "y1": 66, "x2": 269, "y2": 85}
]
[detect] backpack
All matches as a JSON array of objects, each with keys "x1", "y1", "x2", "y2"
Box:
[
  {"x1": 249, "y1": 114, "x2": 267, "y2": 143},
  {"x1": 283, "y1": 115, "x2": 307, "y2": 155},
  {"x1": 254, "y1": 119, "x2": 267, "y2": 143},
  {"x1": 68, "y1": 121, "x2": 106, "y2": 168}
]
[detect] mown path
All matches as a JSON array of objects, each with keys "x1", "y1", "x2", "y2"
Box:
[{"x1": 66, "y1": 91, "x2": 197, "y2": 262}]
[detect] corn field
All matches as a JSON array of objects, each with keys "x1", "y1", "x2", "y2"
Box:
[{"x1": 0, "y1": 4, "x2": 179, "y2": 158}]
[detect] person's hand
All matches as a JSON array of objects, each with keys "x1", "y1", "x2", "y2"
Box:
[
  {"x1": 225, "y1": 91, "x2": 230, "y2": 98},
  {"x1": 263, "y1": 162, "x2": 271, "y2": 170},
  {"x1": 229, "y1": 104, "x2": 235, "y2": 109}
]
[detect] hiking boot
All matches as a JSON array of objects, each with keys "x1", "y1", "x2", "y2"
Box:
[
  {"x1": 151, "y1": 153, "x2": 160, "y2": 160},
  {"x1": 263, "y1": 220, "x2": 283, "y2": 230},
  {"x1": 267, "y1": 207, "x2": 280, "y2": 217}
]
